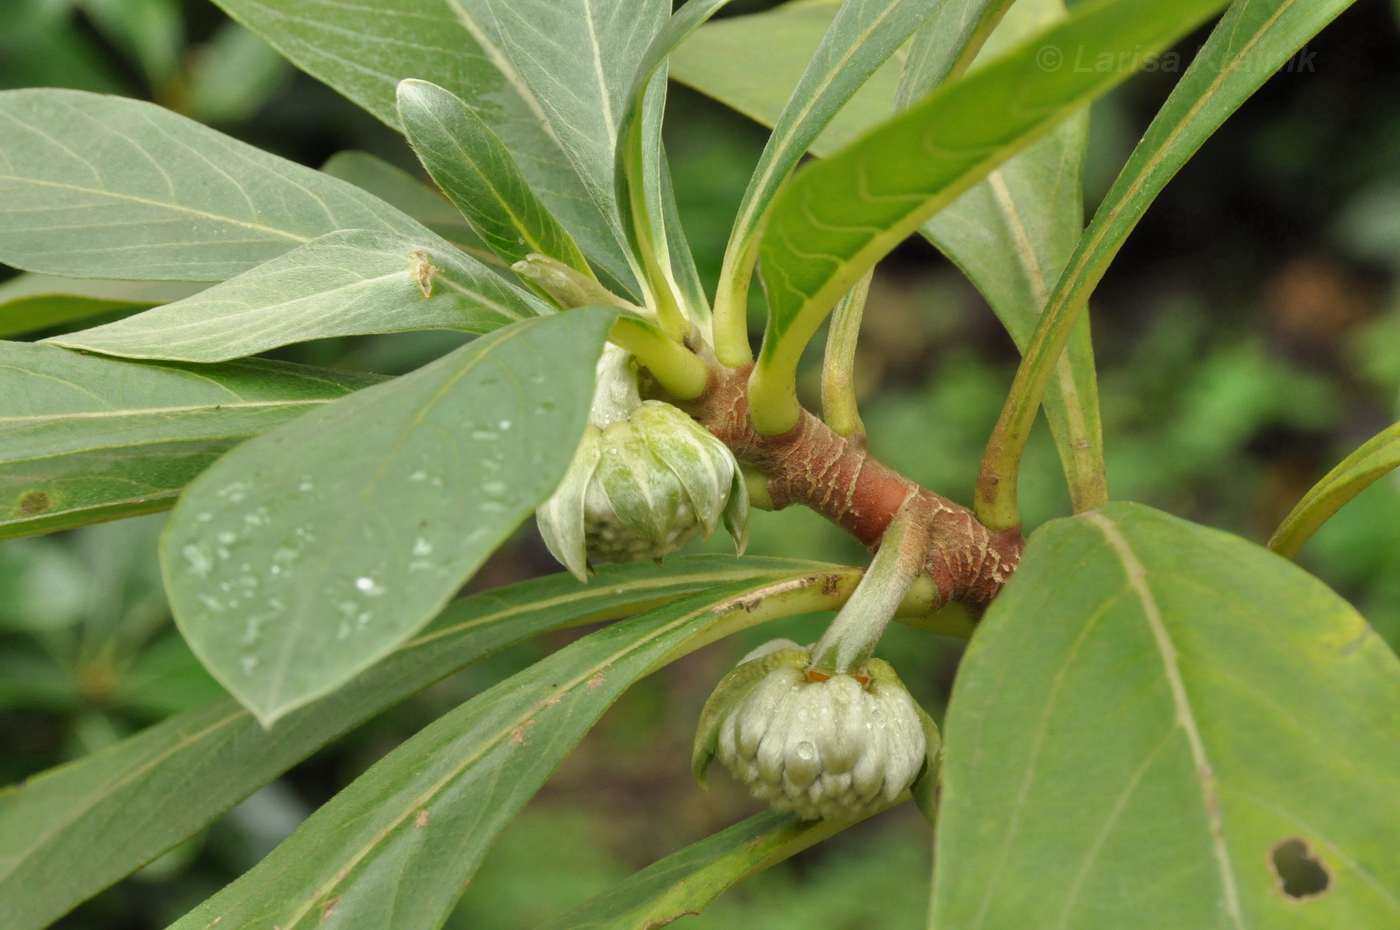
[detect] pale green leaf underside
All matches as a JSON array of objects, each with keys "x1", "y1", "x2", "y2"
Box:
[
  {"x1": 0, "y1": 89, "x2": 426, "y2": 282},
  {"x1": 0, "y1": 274, "x2": 204, "y2": 339},
  {"x1": 0, "y1": 341, "x2": 381, "y2": 541},
  {"x1": 50, "y1": 229, "x2": 546, "y2": 362},
  {"x1": 163, "y1": 308, "x2": 616, "y2": 725},
  {"x1": 170, "y1": 576, "x2": 845, "y2": 930},
  {"x1": 209, "y1": 0, "x2": 635, "y2": 288},
  {"x1": 0, "y1": 557, "x2": 834, "y2": 930},
  {"x1": 932, "y1": 502, "x2": 1400, "y2": 927},
  {"x1": 756, "y1": 0, "x2": 1234, "y2": 384},
  {"x1": 1269, "y1": 420, "x2": 1400, "y2": 559},
  {"x1": 398, "y1": 79, "x2": 591, "y2": 274},
  {"x1": 319, "y1": 150, "x2": 499, "y2": 265}
]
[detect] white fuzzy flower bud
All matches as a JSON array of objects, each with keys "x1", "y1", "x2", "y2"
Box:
[
  {"x1": 693, "y1": 640, "x2": 933, "y2": 821},
  {"x1": 536, "y1": 346, "x2": 747, "y2": 579}
]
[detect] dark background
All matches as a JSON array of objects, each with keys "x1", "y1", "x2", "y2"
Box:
[{"x1": 4, "y1": 1, "x2": 1400, "y2": 926}]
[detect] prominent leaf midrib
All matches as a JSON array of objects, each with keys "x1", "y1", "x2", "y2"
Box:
[
  {"x1": 2, "y1": 567, "x2": 816, "y2": 884},
  {"x1": 0, "y1": 398, "x2": 335, "y2": 428},
  {"x1": 278, "y1": 580, "x2": 781, "y2": 928},
  {"x1": 582, "y1": 0, "x2": 618, "y2": 143},
  {"x1": 0, "y1": 708, "x2": 248, "y2": 885},
  {"x1": 1085, "y1": 510, "x2": 1245, "y2": 930},
  {"x1": 0, "y1": 175, "x2": 313, "y2": 245}
]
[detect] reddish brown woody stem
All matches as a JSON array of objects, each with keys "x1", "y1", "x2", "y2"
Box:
[{"x1": 687, "y1": 366, "x2": 1023, "y2": 613}]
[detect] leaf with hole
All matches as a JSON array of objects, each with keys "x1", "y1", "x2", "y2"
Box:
[
  {"x1": 163, "y1": 307, "x2": 616, "y2": 725},
  {"x1": 0, "y1": 342, "x2": 381, "y2": 542},
  {"x1": 0, "y1": 556, "x2": 834, "y2": 930},
  {"x1": 50, "y1": 229, "x2": 546, "y2": 362},
  {"x1": 750, "y1": 0, "x2": 1233, "y2": 433},
  {"x1": 931, "y1": 501, "x2": 1400, "y2": 926},
  {"x1": 0, "y1": 88, "x2": 426, "y2": 282},
  {"x1": 168, "y1": 575, "x2": 854, "y2": 930}
]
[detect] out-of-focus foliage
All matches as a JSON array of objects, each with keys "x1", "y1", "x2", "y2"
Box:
[{"x1": 5, "y1": 1, "x2": 1400, "y2": 927}]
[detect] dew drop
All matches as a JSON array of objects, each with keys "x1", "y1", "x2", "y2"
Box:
[
  {"x1": 196, "y1": 512, "x2": 214, "y2": 523},
  {"x1": 409, "y1": 470, "x2": 428, "y2": 482},
  {"x1": 217, "y1": 530, "x2": 237, "y2": 545},
  {"x1": 413, "y1": 538, "x2": 433, "y2": 557},
  {"x1": 498, "y1": 419, "x2": 512, "y2": 430},
  {"x1": 471, "y1": 430, "x2": 499, "y2": 441},
  {"x1": 355, "y1": 576, "x2": 386, "y2": 596},
  {"x1": 795, "y1": 741, "x2": 816, "y2": 761},
  {"x1": 482, "y1": 481, "x2": 506, "y2": 495},
  {"x1": 240, "y1": 655, "x2": 260, "y2": 675},
  {"x1": 298, "y1": 477, "x2": 315, "y2": 492},
  {"x1": 183, "y1": 544, "x2": 213, "y2": 577}
]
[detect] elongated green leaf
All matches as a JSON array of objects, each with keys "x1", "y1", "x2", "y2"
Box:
[
  {"x1": 478, "y1": 0, "x2": 668, "y2": 236},
  {"x1": 184, "y1": 22, "x2": 291, "y2": 125},
  {"x1": 539, "y1": 804, "x2": 900, "y2": 930},
  {"x1": 1269, "y1": 421, "x2": 1400, "y2": 559},
  {"x1": 0, "y1": 88, "x2": 426, "y2": 282},
  {"x1": 714, "y1": 0, "x2": 942, "y2": 349},
  {"x1": 397, "y1": 79, "x2": 591, "y2": 275},
  {"x1": 1039, "y1": 0, "x2": 1357, "y2": 373},
  {"x1": 670, "y1": 3, "x2": 907, "y2": 159},
  {"x1": 210, "y1": 0, "x2": 636, "y2": 289},
  {"x1": 893, "y1": 0, "x2": 1007, "y2": 105},
  {"x1": 932, "y1": 502, "x2": 1400, "y2": 927},
  {"x1": 911, "y1": 0, "x2": 1105, "y2": 511},
  {"x1": 0, "y1": 274, "x2": 203, "y2": 338},
  {"x1": 170, "y1": 574, "x2": 855, "y2": 930},
  {"x1": 752, "y1": 0, "x2": 1232, "y2": 433},
  {"x1": 320, "y1": 151, "x2": 496, "y2": 263},
  {"x1": 674, "y1": 0, "x2": 1104, "y2": 504},
  {"x1": 50, "y1": 229, "x2": 545, "y2": 362},
  {"x1": 0, "y1": 342, "x2": 381, "y2": 541},
  {"x1": 165, "y1": 308, "x2": 617, "y2": 724},
  {"x1": 0, "y1": 557, "x2": 836, "y2": 930}
]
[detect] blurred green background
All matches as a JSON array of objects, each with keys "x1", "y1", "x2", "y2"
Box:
[{"x1": 5, "y1": 0, "x2": 1400, "y2": 926}]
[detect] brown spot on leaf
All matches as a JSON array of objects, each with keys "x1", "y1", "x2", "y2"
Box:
[
  {"x1": 1270, "y1": 837, "x2": 1331, "y2": 901},
  {"x1": 18, "y1": 491, "x2": 52, "y2": 516},
  {"x1": 511, "y1": 719, "x2": 536, "y2": 744},
  {"x1": 320, "y1": 897, "x2": 340, "y2": 921},
  {"x1": 415, "y1": 809, "x2": 429, "y2": 829},
  {"x1": 411, "y1": 250, "x2": 439, "y2": 299},
  {"x1": 643, "y1": 912, "x2": 699, "y2": 929},
  {"x1": 588, "y1": 671, "x2": 606, "y2": 689}
]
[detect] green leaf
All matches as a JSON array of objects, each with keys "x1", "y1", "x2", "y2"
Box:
[
  {"x1": 537, "y1": 810, "x2": 851, "y2": 930},
  {"x1": 0, "y1": 342, "x2": 381, "y2": 542},
  {"x1": 0, "y1": 274, "x2": 204, "y2": 339},
  {"x1": 912, "y1": 0, "x2": 1105, "y2": 512},
  {"x1": 78, "y1": 0, "x2": 183, "y2": 86},
  {"x1": 185, "y1": 22, "x2": 292, "y2": 124},
  {"x1": 209, "y1": 0, "x2": 636, "y2": 288},
  {"x1": 0, "y1": 88, "x2": 425, "y2": 282},
  {"x1": 169, "y1": 573, "x2": 854, "y2": 930},
  {"x1": 1269, "y1": 421, "x2": 1400, "y2": 559},
  {"x1": 478, "y1": 0, "x2": 669, "y2": 237},
  {"x1": 164, "y1": 308, "x2": 617, "y2": 725},
  {"x1": 892, "y1": 0, "x2": 1008, "y2": 105},
  {"x1": 670, "y1": 3, "x2": 907, "y2": 160},
  {"x1": 712, "y1": 0, "x2": 944, "y2": 357},
  {"x1": 397, "y1": 79, "x2": 591, "y2": 276},
  {"x1": 50, "y1": 229, "x2": 546, "y2": 362},
  {"x1": 0, "y1": 557, "x2": 833, "y2": 930},
  {"x1": 751, "y1": 0, "x2": 1233, "y2": 433},
  {"x1": 931, "y1": 502, "x2": 1400, "y2": 926},
  {"x1": 1039, "y1": 0, "x2": 1358, "y2": 370},
  {"x1": 319, "y1": 151, "x2": 497, "y2": 263},
  {"x1": 672, "y1": 0, "x2": 1105, "y2": 505}
]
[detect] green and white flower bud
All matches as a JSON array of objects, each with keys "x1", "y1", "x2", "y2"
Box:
[
  {"x1": 537, "y1": 345, "x2": 748, "y2": 580},
  {"x1": 693, "y1": 640, "x2": 933, "y2": 821}
]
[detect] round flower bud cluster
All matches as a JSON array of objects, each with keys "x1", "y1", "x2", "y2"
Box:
[
  {"x1": 537, "y1": 345, "x2": 747, "y2": 579},
  {"x1": 692, "y1": 639, "x2": 932, "y2": 821}
]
